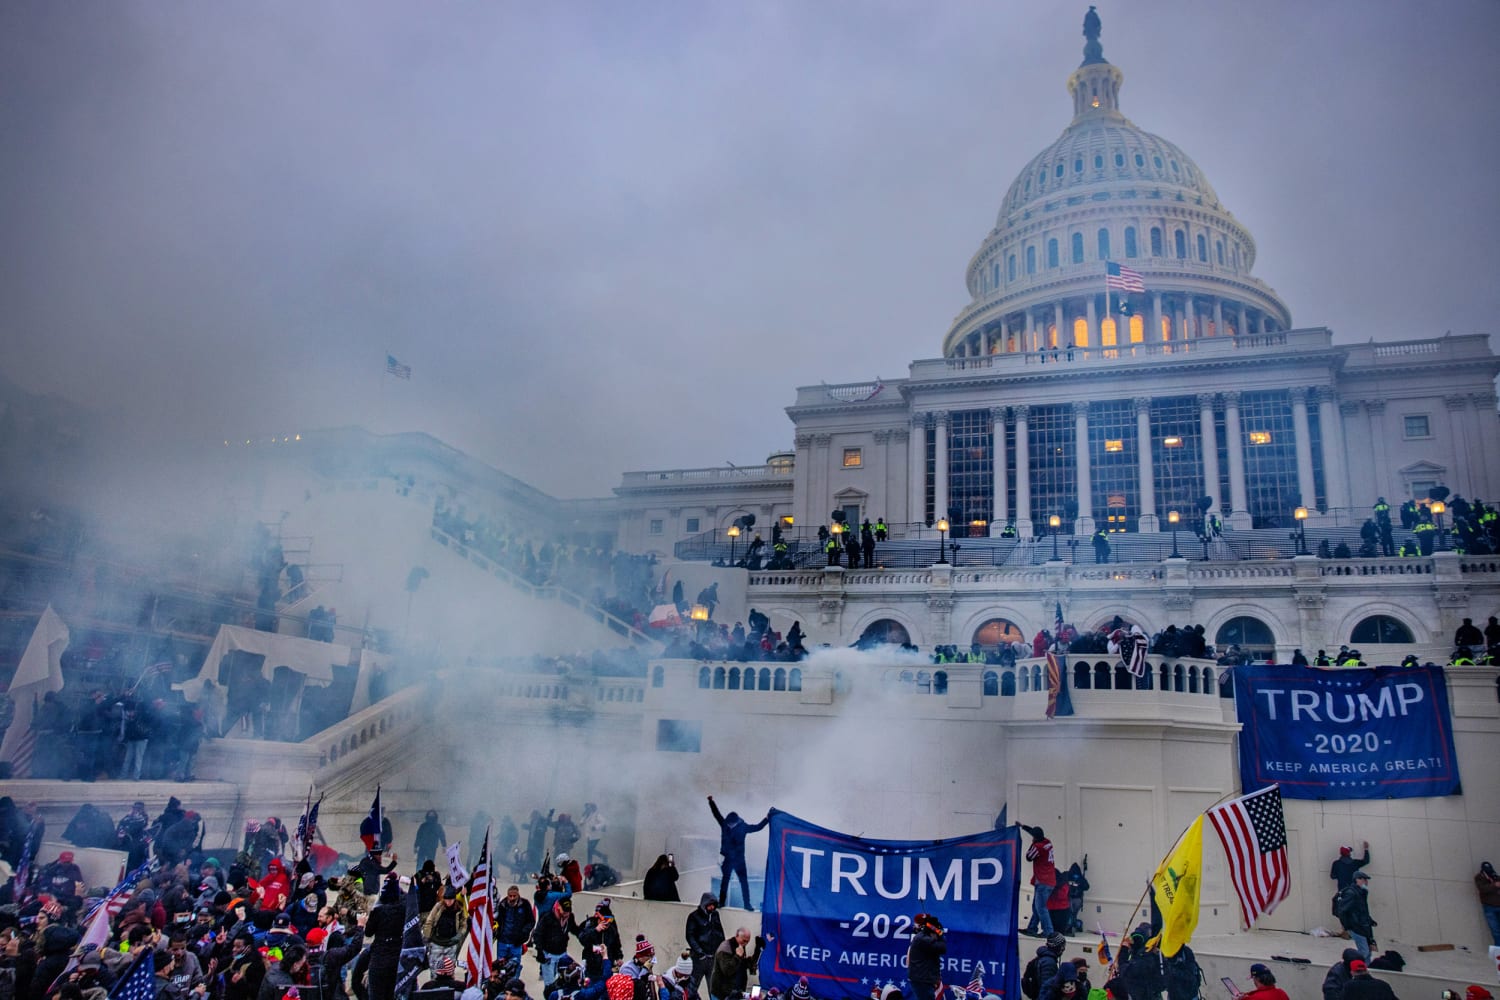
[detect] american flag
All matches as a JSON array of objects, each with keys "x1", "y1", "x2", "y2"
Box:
[
  {"x1": 130, "y1": 661, "x2": 172, "y2": 693},
  {"x1": 385, "y1": 354, "x2": 412, "y2": 379},
  {"x1": 1105, "y1": 261, "x2": 1145, "y2": 293},
  {"x1": 463, "y1": 828, "x2": 496, "y2": 986},
  {"x1": 1121, "y1": 630, "x2": 1148, "y2": 679},
  {"x1": 965, "y1": 962, "x2": 986, "y2": 999},
  {"x1": 107, "y1": 950, "x2": 156, "y2": 1000},
  {"x1": 294, "y1": 794, "x2": 321, "y2": 862},
  {"x1": 14, "y1": 817, "x2": 41, "y2": 892},
  {"x1": 1206, "y1": 785, "x2": 1291, "y2": 928}
]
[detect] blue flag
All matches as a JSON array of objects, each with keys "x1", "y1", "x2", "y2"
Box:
[
  {"x1": 108, "y1": 951, "x2": 155, "y2": 1000},
  {"x1": 361, "y1": 787, "x2": 382, "y2": 850},
  {"x1": 759, "y1": 810, "x2": 1021, "y2": 1000}
]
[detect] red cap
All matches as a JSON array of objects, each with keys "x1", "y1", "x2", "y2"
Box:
[
  {"x1": 1348, "y1": 959, "x2": 1367, "y2": 974},
  {"x1": 1467, "y1": 988, "x2": 1494, "y2": 1000}
]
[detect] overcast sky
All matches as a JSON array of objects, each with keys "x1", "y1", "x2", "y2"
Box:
[{"x1": 3, "y1": 1, "x2": 1498, "y2": 499}]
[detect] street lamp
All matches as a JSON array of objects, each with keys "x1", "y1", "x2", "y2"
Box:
[
  {"x1": 1048, "y1": 514, "x2": 1062, "y2": 561},
  {"x1": 1167, "y1": 510, "x2": 1182, "y2": 559},
  {"x1": 1431, "y1": 500, "x2": 1448, "y2": 550},
  {"x1": 727, "y1": 523, "x2": 741, "y2": 565},
  {"x1": 1292, "y1": 505, "x2": 1309, "y2": 556},
  {"x1": 936, "y1": 517, "x2": 950, "y2": 564}
]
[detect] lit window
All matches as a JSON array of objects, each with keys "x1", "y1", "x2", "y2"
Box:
[
  {"x1": 1248, "y1": 431, "x2": 1272, "y2": 445},
  {"x1": 685, "y1": 518, "x2": 700, "y2": 533},
  {"x1": 1104, "y1": 440, "x2": 1124, "y2": 452},
  {"x1": 1163, "y1": 436, "x2": 1183, "y2": 448},
  {"x1": 842, "y1": 448, "x2": 862, "y2": 468},
  {"x1": 1404, "y1": 415, "x2": 1430, "y2": 438},
  {"x1": 649, "y1": 519, "x2": 664, "y2": 535}
]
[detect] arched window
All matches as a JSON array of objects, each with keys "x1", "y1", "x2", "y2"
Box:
[
  {"x1": 858, "y1": 619, "x2": 911, "y2": 647},
  {"x1": 1150, "y1": 227, "x2": 1163, "y2": 256},
  {"x1": 1158, "y1": 663, "x2": 1171, "y2": 690},
  {"x1": 1097, "y1": 228, "x2": 1110, "y2": 260},
  {"x1": 1018, "y1": 668, "x2": 1029, "y2": 693},
  {"x1": 983, "y1": 671, "x2": 999, "y2": 696},
  {"x1": 1135, "y1": 153, "x2": 1145, "y2": 167},
  {"x1": 1094, "y1": 154, "x2": 1104, "y2": 170},
  {"x1": 1032, "y1": 665, "x2": 1044, "y2": 691},
  {"x1": 774, "y1": 668, "x2": 788, "y2": 692},
  {"x1": 1216, "y1": 240, "x2": 1225, "y2": 265},
  {"x1": 1172, "y1": 664, "x2": 1185, "y2": 692},
  {"x1": 1124, "y1": 226, "x2": 1138, "y2": 258},
  {"x1": 1196, "y1": 234, "x2": 1207, "y2": 261},
  {"x1": 1071, "y1": 232, "x2": 1084, "y2": 264},
  {"x1": 973, "y1": 618, "x2": 1024, "y2": 649},
  {"x1": 652, "y1": 665, "x2": 665, "y2": 688},
  {"x1": 1351, "y1": 615, "x2": 1415, "y2": 644},
  {"x1": 1026, "y1": 246, "x2": 1037, "y2": 275},
  {"x1": 1188, "y1": 666, "x2": 1200, "y2": 694},
  {"x1": 916, "y1": 671, "x2": 932, "y2": 694},
  {"x1": 1001, "y1": 671, "x2": 1016, "y2": 696},
  {"x1": 1216, "y1": 616, "x2": 1277, "y2": 660},
  {"x1": 1056, "y1": 162, "x2": 1065, "y2": 178},
  {"x1": 933, "y1": 671, "x2": 948, "y2": 695},
  {"x1": 1008, "y1": 255, "x2": 1017, "y2": 281},
  {"x1": 713, "y1": 667, "x2": 726, "y2": 689},
  {"x1": 1174, "y1": 230, "x2": 1187, "y2": 258},
  {"x1": 1073, "y1": 317, "x2": 1089, "y2": 348},
  {"x1": 1074, "y1": 158, "x2": 1083, "y2": 173},
  {"x1": 789, "y1": 668, "x2": 802, "y2": 691},
  {"x1": 1115, "y1": 665, "x2": 1134, "y2": 689},
  {"x1": 758, "y1": 667, "x2": 773, "y2": 690},
  {"x1": 1153, "y1": 155, "x2": 1163, "y2": 170},
  {"x1": 1048, "y1": 239, "x2": 1060, "y2": 269},
  {"x1": 1094, "y1": 663, "x2": 1112, "y2": 689},
  {"x1": 1114, "y1": 153, "x2": 1124, "y2": 167},
  {"x1": 1129, "y1": 314, "x2": 1145, "y2": 343},
  {"x1": 727, "y1": 667, "x2": 741, "y2": 690},
  {"x1": 991, "y1": 261, "x2": 999, "y2": 289},
  {"x1": 1073, "y1": 663, "x2": 1091, "y2": 689}
]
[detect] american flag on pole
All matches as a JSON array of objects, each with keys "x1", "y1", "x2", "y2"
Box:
[
  {"x1": 1121, "y1": 628, "x2": 1148, "y2": 679},
  {"x1": 1105, "y1": 261, "x2": 1145, "y2": 293},
  {"x1": 1206, "y1": 784, "x2": 1291, "y2": 928},
  {"x1": 294, "y1": 793, "x2": 321, "y2": 862},
  {"x1": 965, "y1": 962, "x2": 987, "y2": 999},
  {"x1": 463, "y1": 828, "x2": 496, "y2": 986},
  {"x1": 385, "y1": 354, "x2": 412, "y2": 379}
]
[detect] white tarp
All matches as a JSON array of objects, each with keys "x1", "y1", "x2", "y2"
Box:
[
  {"x1": 177, "y1": 624, "x2": 350, "y2": 702},
  {"x1": 0, "y1": 605, "x2": 69, "y2": 767}
]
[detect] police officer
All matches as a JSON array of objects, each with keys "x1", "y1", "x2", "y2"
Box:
[
  {"x1": 874, "y1": 518, "x2": 888, "y2": 542},
  {"x1": 1092, "y1": 529, "x2": 1110, "y2": 564}
]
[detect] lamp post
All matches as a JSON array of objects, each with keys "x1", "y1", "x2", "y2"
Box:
[
  {"x1": 1167, "y1": 510, "x2": 1182, "y2": 559},
  {"x1": 1431, "y1": 500, "x2": 1448, "y2": 551},
  {"x1": 727, "y1": 523, "x2": 741, "y2": 565},
  {"x1": 936, "y1": 517, "x2": 950, "y2": 565},
  {"x1": 1292, "y1": 505, "x2": 1309, "y2": 556},
  {"x1": 1048, "y1": 514, "x2": 1061, "y2": 561}
]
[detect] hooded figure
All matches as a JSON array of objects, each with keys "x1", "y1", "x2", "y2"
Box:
[
  {"x1": 1320, "y1": 948, "x2": 1363, "y2": 1000},
  {"x1": 685, "y1": 893, "x2": 725, "y2": 998},
  {"x1": 707, "y1": 797, "x2": 769, "y2": 909},
  {"x1": 414, "y1": 810, "x2": 447, "y2": 866},
  {"x1": 364, "y1": 879, "x2": 406, "y2": 1000},
  {"x1": 905, "y1": 915, "x2": 945, "y2": 1000}
]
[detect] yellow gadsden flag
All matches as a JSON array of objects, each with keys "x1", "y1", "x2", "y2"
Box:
[{"x1": 1148, "y1": 815, "x2": 1204, "y2": 957}]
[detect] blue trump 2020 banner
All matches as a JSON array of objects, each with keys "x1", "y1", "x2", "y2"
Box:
[
  {"x1": 1233, "y1": 665, "x2": 1461, "y2": 800},
  {"x1": 759, "y1": 810, "x2": 1020, "y2": 1000}
]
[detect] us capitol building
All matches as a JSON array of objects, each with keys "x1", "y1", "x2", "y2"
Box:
[{"x1": 607, "y1": 12, "x2": 1500, "y2": 663}]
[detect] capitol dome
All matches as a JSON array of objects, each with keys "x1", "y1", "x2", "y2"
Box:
[{"x1": 943, "y1": 12, "x2": 1290, "y2": 359}]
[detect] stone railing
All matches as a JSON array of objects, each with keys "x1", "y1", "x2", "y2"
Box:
[
  {"x1": 619, "y1": 465, "x2": 792, "y2": 486},
  {"x1": 313, "y1": 684, "x2": 427, "y2": 772}
]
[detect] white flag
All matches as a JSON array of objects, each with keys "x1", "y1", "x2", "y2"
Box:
[{"x1": 446, "y1": 841, "x2": 469, "y2": 887}]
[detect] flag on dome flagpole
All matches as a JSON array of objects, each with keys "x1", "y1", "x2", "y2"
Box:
[
  {"x1": 463, "y1": 828, "x2": 496, "y2": 986},
  {"x1": 385, "y1": 354, "x2": 412, "y2": 379},
  {"x1": 1105, "y1": 261, "x2": 1145, "y2": 293},
  {"x1": 1206, "y1": 785, "x2": 1291, "y2": 928}
]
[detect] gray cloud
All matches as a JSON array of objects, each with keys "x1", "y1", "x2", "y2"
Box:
[{"x1": 2, "y1": 1, "x2": 1497, "y2": 497}]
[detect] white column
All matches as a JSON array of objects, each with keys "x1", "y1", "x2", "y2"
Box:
[
  {"x1": 1198, "y1": 393, "x2": 1220, "y2": 514},
  {"x1": 1073, "y1": 400, "x2": 1093, "y2": 532},
  {"x1": 1085, "y1": 296, "x2": 1098, "y2": 349},
  {"x1": 933, "y1": 411, "x2": 950, "y2": 524},
  {"x1": 990, "y1": 407, "x2": 1008, "y2": 533},
  {"x1": 1290, "y1": 387, "x2": 1316, "y2": 511},
  {"x1": 1317, "y1": 387, "x2": 1349, "y2": 516},
  {"x1": 792, "y1": 432, "x2": 813, "y2": 530},
  {"x1": 1223, "y1": 390, "x2": 1250, "y2": 527},
  {"x1": 1213, "y1": 297, "x2": 1225, "y2": 338},
  {"x1": 1053, "y1": 302, "x2": 1064, "y2": 349},
  {"x1": 1237, "y1": 302, "x2": 1248, "y2": 339},
  {"x1": 1175, "y1": 300, "x2": 1187, "y2": 342},
  {"x1": 908, "y1": 414, "x2": 926, "y2": 528},
  {"x1": 1366, "y1": 400, "x2": 1390, "y2": 498},
  {"x1": 1136, "y1": 397, "x2": 1158, "y2": 532},
  {"x1": 1025, "y1": 310, "x2": 1036, "y2": 353},
  {"x1": 1015, "y1": 404, "x2": 1032, "y2": 536},
  {"x1": 1152, "y1": 292, "x2": 1164, "y2": 342}
]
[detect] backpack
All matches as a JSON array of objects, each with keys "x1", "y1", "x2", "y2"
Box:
[
  {"x1": 1163, "y1": 947, "x2": 1202, "y2": 1000},
  {"x1": 1333, "y1": 885, "x2": 1356, "y2": 920},
  {"x1": 1020, "y1": 957, "x2": 1041, "y2": 1000}
]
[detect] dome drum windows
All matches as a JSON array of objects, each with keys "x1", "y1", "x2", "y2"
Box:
[
  {"x1": 1150, "y1": 227, "x2": 1164, "y2": 256},
  {"x1": 1072, "y1": 232, "x2": 1085, "y2": 264},
  {"x1": 1026, "y1": 246, "x2": 1037, "y2": 275},
  {"x1": 1097, "y1": 228, "x2": 1111, "y2": 260},
  {"x1": 1124, "y1": 226, "x2": 1138, "y2": 258},
  {"x1": 1174, "y1": 230, "x2": 1187, "y2": 258},
  {"x1": 1196, "y1": 234, "x2": 1208, "y2": 262},
  {"x1": 1048, "y1": 239, "x2": 1060, "y2": 268}
]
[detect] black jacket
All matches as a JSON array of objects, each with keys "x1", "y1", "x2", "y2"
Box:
[
  {"x1": 1343, "y1": 976, "x2": 1399, "y2": 1000},
  {"x1": 322, "y1": 928, "x2": 366, "y2": 1000},
  {"x1": 685, "y1": 895, "x2": 725, "y2": 960},
  {"x1": 496, "y1": 897, "x2": 536, "y2": 946},
  {"x1": 533, "y1": 907, "x2": 577, "y2": 956},
  {"x1": 905, "y1": 928, "x2": 945, "y2": 986}
]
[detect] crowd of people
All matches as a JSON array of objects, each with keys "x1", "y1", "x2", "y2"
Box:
[
  {"x1": 431, "y1": 504, "x2": 658, "y2": 630},
  {"x1": 659, "y1": 611, "x2": 807, "y2": 663}
]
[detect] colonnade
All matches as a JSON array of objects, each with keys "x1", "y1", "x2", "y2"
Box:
[
  {"x1": 908, "y1": 388, "x2": 1346, "y2": 534},
  {"x1": 952, "y1": 290, "x2": 1281, "y2": 358}
]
